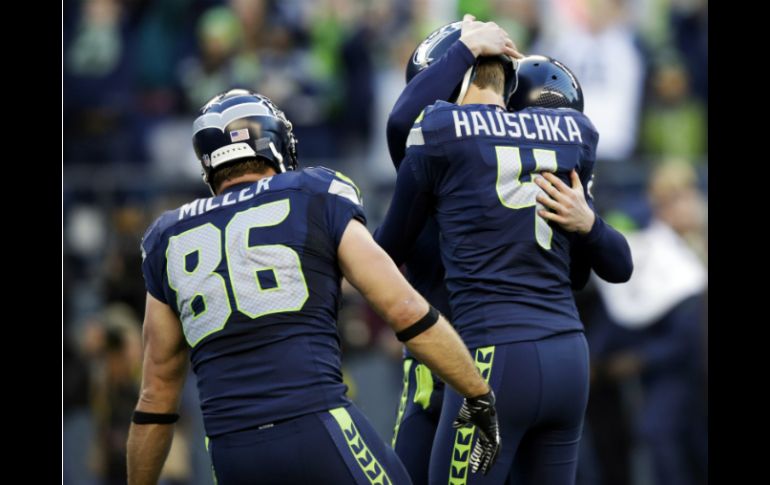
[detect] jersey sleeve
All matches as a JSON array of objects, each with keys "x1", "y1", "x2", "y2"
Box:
[
  {"x1": 402, "y1": 101, "x2": 457, "y2": 158},
  {"x1": 386, "y1": 40, "x2": 476, "y2": 168},
  {"x1": 570, "y1": 220, "x2": 634, "y2": 288},
  {"x1": 140, "y1": 214, "x2": 171, "y2": 303},
  {"x1": 579, "y1": 216, "x2": 634, "y2": 283},
  {"x1": 569, "y1": 114, "x2": 633, "y2": 286},
  {"x1": 374, "y1": 146, "x2": 439, "y2": 266},
  {"x1": 570, "y1": 161, "x2": 633, "y2": 285},
  {"x1": 320, "y1": 169, "x2": 367, "y2": 248}
]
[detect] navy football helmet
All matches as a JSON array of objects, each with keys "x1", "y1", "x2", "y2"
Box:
[
  {"x1": 192, "y1": 89, "x2": 299, "y2": 193},
  {"x1": 406, "y1": 21, "x2": 517, "y2": 105},
  {"x1": 507, "y1": 55, "x2": 584, "y2": 112}
]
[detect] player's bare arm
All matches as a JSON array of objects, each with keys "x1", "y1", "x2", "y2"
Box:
[
  {"x1": 339, "y1": 218, "x2": 500, "y2": 474},
  {"x1": 338, "y1": 218, "x2": 488, "y2": 398},
  {"x1": 127, "y1": 293, "x2": 189, "y2": 485},
  {"x1": 535, "y1": 170, "x2": 596, "y2": 234}
]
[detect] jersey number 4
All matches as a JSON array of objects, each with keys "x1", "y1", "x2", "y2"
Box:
[
  {"x1": 165, "y1": 199, "x2": 308, "y2": 346},
  {"x1": 495, "y1": 146, "x2": 557, "y2": 250}
]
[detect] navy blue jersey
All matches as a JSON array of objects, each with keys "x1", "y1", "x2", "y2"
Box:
[
  {"x1": 380, "y1": 101, "x2": 600, "y2": 348},
  {"x1": 140, "y1": 167, "x2": 365, "y2": 437},
  {"x1": 384, "y1": 41, "x2": 631, "y2": 295}
]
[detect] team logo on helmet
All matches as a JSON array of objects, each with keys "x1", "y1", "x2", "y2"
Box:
[{"x1": 412, "y1": 21, "x2": 462, "y2": 68}]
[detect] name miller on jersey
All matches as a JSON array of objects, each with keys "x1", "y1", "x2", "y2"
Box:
[
  {"x1": 452, "y1": 110, "x2": 583, "y2": 143},
  {"x1": 178, "y1": 177, "x2": 273, "y2": 220}
]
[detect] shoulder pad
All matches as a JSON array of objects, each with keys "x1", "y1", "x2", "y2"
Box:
[
  {"x1": 302, "y1": 167, "x2": 363, "y2": 206},
  {"x1": 140, "y1": 210, "x2": 177, "y2": 260},
  {"x1": 406, "y1": 101, "x2": 458, "y2": 152}
]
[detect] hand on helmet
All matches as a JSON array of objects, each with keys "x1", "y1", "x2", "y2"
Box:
[{"x1": 460, "y1": 14, "x2": 522, "y2": 60}]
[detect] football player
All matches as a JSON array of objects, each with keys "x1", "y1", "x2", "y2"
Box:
[
  {"x1": 126, "y1": 89, "x2": 502, "y2": 484},
  {"x1": 386, "y1": 16, "x2": 520, "y2": 485},
  {"x1": 377, "y1": 20, "x2": 633, "y2": 484}
]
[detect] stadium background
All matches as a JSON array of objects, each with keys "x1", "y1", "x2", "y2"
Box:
[{"x1": 63, "y1": 0, "x2": 708, "y2": 483}]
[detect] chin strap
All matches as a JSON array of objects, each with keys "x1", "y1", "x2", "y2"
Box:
[
  {"x1": 455, "y1": 66, "x2": 475, "y2": 104},
  {"x1": 268, "y1": 141, "x2": 287, "y2": 173}
]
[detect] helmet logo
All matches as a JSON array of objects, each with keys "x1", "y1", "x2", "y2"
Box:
[
  {"x1": 413, "y1": 21, "x2": 461, "y2": 68},
  {"x1": 202, "y1": 154, "x2": 211, "y2": 167}
]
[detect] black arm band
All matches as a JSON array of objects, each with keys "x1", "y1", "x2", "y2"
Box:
[
  {"x1": 396, "y1": 306, "x2": 440, "y2": 342},
  {"x1": 132, "y1": 410, "x2": 180, "y2": 425}
]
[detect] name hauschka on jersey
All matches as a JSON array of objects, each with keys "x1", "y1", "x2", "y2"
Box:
[{"x1": 452, "y1": 110, "x2": 583, "y2": 143}]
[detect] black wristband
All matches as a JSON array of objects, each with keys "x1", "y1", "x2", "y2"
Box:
[
  {"x1": 396, "y1": 306, "x2": 440, "y2": 342},
  {"x1": 132, "y1": 410, "x2": 180, "y2": 425}
]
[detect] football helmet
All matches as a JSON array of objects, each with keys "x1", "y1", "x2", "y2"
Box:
[
  {"x1": 406, "y1": 21, "x2": 517, "y2": 105},
  {"x1": 192, "y1": 89, "x2": 299, "y2": 193},
  {"x1": 507, "y1": 55, "x2": 584, "y2": 112}
]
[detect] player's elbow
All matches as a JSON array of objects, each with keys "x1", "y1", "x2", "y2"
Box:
[
  {"x1": 608, "y1": 264, "x2": 633, "y2": 283},
  {"x1": 604, "y1": 252, "x2": 634, "y2": 283},
  {"x1": 385, "y1": 293, "x2": 428, "y2": 332},
  {"x1": 619, "y1": 259, "x2": 634, "y2": 283},
  {"x1": 387, "y1": 108, "x2": 411, "y2": 137},
  {"x1": 136, "y1": 385, "x2": 179, "y2": 413},
  {"x1": 616, "y1": 244, "x2": 634, "y2": 282},
  {"x1": 386, "y1": 115, "x2": 410, "y2": 159}
]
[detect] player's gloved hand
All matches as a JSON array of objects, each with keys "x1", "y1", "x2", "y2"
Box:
[{"x1": 453, "y1": 389, "x2": 501, "y2": 475}]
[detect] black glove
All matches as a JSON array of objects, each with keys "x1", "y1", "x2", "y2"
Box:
[{"x1": 453, "y1": 389, "x2": 501, "y2": 475}]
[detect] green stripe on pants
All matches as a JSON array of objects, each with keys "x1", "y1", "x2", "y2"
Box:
[
  {"x1": 391, "y1": 359, "x2": 413, "y2": 447},
  {"x1": 205, "y1": 436, "x2": 218, "y2": 485},
  {"x1": 330, "y1": 407, "x2": 393, "y2": 485}
]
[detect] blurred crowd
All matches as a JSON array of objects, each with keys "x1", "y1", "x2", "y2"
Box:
[{"x1": 63, "y1": 0, "x2": 707, "y2": 484}]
